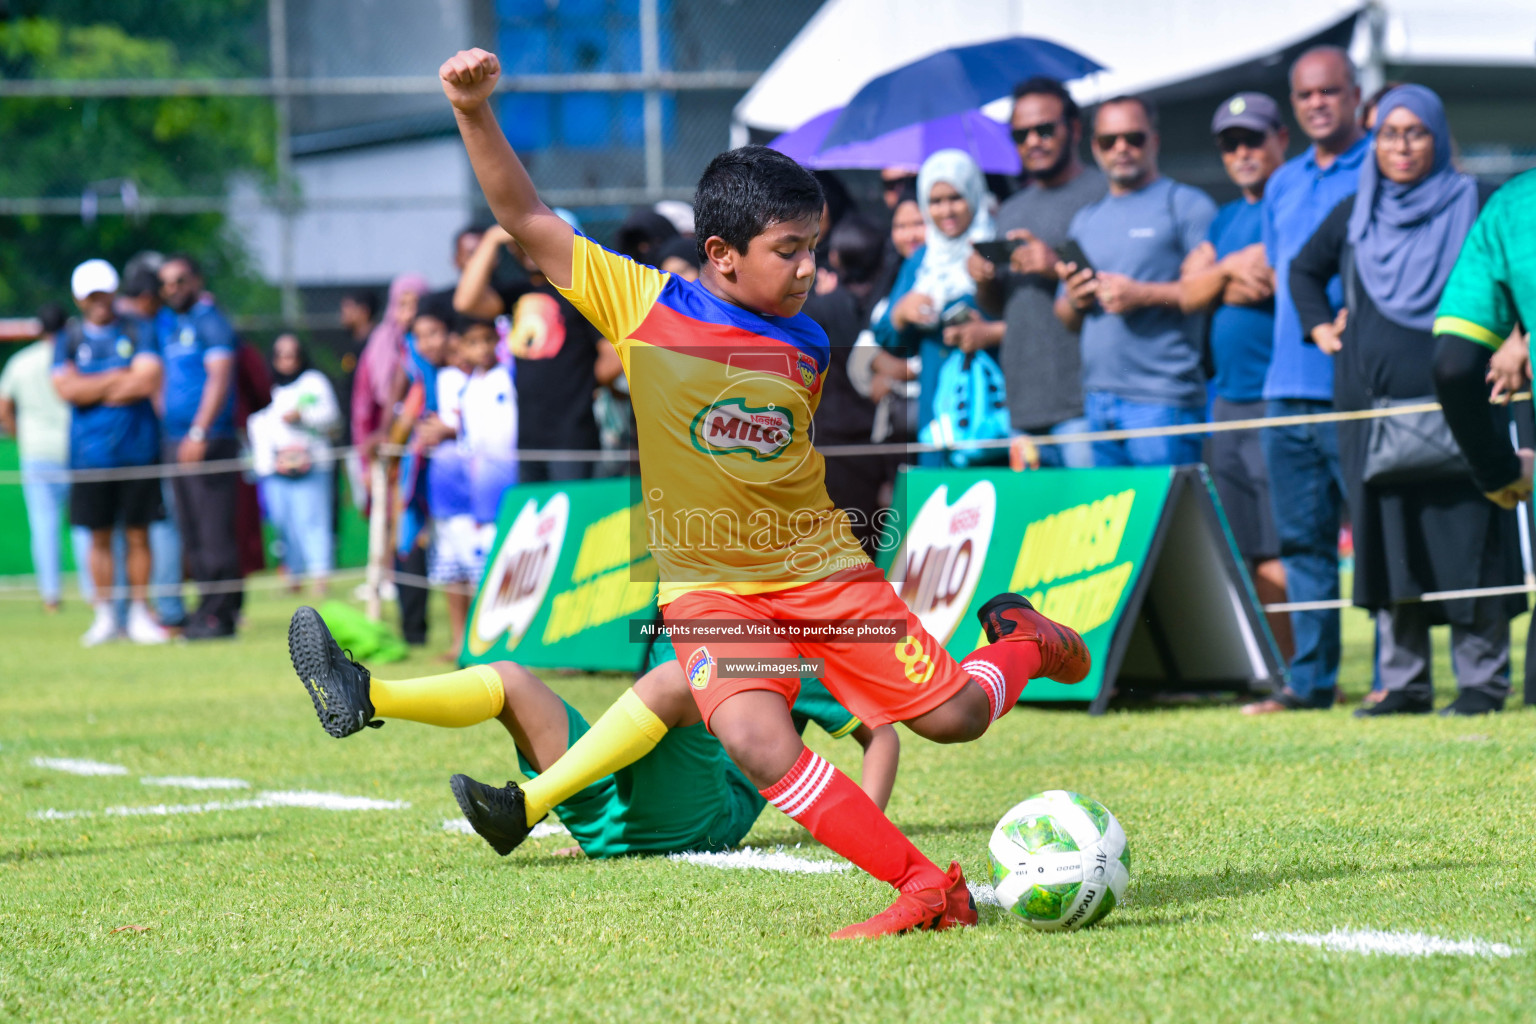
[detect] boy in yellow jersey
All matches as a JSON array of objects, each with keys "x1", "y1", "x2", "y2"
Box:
[
  {"x1": 320, "y1": 47, "x2": 1089, "y2": 939},
  {"x1": 287, "y1": 607, "x2": 897, "y2": 858}
]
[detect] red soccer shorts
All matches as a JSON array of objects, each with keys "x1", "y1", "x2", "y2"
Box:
[{"x1": 663, "y1": 563, "x2": 973, "y2": 730}]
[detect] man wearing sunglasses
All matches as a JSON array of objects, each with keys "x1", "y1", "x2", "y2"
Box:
[
  {"x1": 1052, "y1": 94, "x2": 1217, "y2": 467},
  {"x1": 1181, "y1": 92, "x2": 1293, "y2": 666},
  {"x1": 969, "y1": 76, "x2": 1105, "y2": 468},
  {"x1": 158, "y1": 254, "x2": 243, "y2": 640},
  {"x1": 1242, "y1": 46, "x2": 1368, "y2": 715}
]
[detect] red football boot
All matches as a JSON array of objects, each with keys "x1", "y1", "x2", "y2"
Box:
[
  {"x1": 976, "y1": 593, "x2": 1091, "y2": 684},
  {"x1": 830, "y1": 862, "x2": 978, "y2": 939}
]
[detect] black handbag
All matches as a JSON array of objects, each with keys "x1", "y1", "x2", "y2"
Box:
[{"x1": 1362, "y1": 396, "x2": 1470, "y2": 484}]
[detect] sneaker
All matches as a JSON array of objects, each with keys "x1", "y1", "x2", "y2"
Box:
[
  {"x1": 287, "y1": 606, "x2": 382, "y2": 738},
  {"x1": 449, "y1": 773, "x2": 540, "y2": 856},
  {"x1": 126, "y1": 603, "x2": 169, "y2": 645},
  {"x1": 1438, "y1": 690, "x2": 1504, "y2": 716},
  {"x1": 831, "y1": 862, "x2": 978, "y2": 940},
  {"x1": 80, "y1": 608, "x2": 118, "y2": 648},
  {"x1": 1353, "y1": 690, "x2": 1433, "y2": 718},
  {"x1": 182, "y1": 613, "x2": 235, "y2": 641},
  {"x1": 975, "y1": 593, "x2": 1090, "y2": 684}
]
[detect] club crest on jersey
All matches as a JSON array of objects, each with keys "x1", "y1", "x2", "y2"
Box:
[
  {"x1": 690, "y1": 399, "x2": 794, "y2": 460},
  {"x1": 685, "y1": 647, "x2": 715, "y2": 690},
  {"x1": 796, "y1": 352, "x2": 821, "y2": 393}
]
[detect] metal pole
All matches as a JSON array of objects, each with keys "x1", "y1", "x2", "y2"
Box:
[
  {"x1": 268, "y1": 0, "x2": 299, "y2": 323},
  {"x1": 366, "y1": 458, "x2": 388, "y2": 621},
  {"x1": 640, "y1": 0, "x2": 664, "y2": 195}
]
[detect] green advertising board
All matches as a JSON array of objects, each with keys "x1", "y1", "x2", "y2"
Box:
[
  {"x1": 461, "y1": 477, "x2": 656, "y2": 672},
  {"x1": 878, "y1": 465, "x2": 1282, "y2": 712},
  {"x1": 464, "y1": 466, "x2": 1282, "y2": 713}
]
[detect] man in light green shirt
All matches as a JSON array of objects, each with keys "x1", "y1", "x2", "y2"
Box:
[{"x1": 0, "y1": 305, "x2": 91, "y2": 609}]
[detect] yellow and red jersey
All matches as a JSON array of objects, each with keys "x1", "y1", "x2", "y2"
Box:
[{"x1": 556, "y1": 234, "x2": 870, "y2": 606}]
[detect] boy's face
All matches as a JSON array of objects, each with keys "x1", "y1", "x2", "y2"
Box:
[
  {"x1": 702, "y1": 214, "x2": 820, "y2": 318},
  {"x1": 460, "y1": 324, "x2": 497, "y2": 369},
  {"x1": 413, "y1": 315, "x2": 449, "y2": 366}
]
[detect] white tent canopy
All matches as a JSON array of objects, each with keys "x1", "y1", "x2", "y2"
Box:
[{"x1": 733, "y1": 0, "x2": 1536, "y2": 140}]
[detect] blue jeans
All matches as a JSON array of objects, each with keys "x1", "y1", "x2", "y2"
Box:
[
  {"x1": 1084, "y1": 392, "x2": 1204, "y2": 467},
  {"x1": 20, "y1": 458, "x2": 74, "y2": 604},
  {"x1": 1261, "y1": 398, "x2": 1346, "y2": 703},
  {"x1": 1031, "y1": 416, "x2": 1094, "y2": 469},
  {"x1": 261, "y1": 470, "x2": 334, "y2": 577},
  {"x1": 150, "y1": 476, "x2": 185, "y2": 625}
]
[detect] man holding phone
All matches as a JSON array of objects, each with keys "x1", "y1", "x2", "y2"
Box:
[
  {"x1": 969, "y1": 77, "x2": 1105, "y2": 467},
  {"x1": 1053, "y1": 94, "x2": 1217, "y2": 467}
]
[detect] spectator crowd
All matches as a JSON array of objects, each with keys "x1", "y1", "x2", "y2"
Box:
[{"x1": 3, "y1": 43, "x2": 1533, "y2": 716}]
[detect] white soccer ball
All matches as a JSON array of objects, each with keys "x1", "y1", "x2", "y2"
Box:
[{"x1": 987, "y1": 790, "x2": 1130, "y2": 931}]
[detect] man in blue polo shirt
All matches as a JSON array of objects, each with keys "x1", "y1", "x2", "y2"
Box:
[
  {"x1": 1244, "y1": 46, "x2": 1369, "y2": 714},
  {"x1": 52, "y1": 259, "x2": 169, "y2": 647},
  {"x1": 157, "y1": 254, "x2": 242, "y2": 640}
]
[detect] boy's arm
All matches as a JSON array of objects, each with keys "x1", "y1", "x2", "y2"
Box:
[
  {"x1": 441, "y1": 49, "x2": 575, "y2": 290},
  {"x1": 848, "y1": 723, "x2": 899, "y2": 811}
]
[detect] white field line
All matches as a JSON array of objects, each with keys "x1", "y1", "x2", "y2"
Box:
[
  {"x1": 669, "y1": 846, "x2": 852, "y2": 874},
  {"x1": 31, "y1": 790, "x2": 409, "y2": 820},
  {"x1": 32, "y1": 757, "x2": 127, "y2": 776},
  {"x1": 140, "y1": 776, "x2": 250, "y2": 790},
  {"x1": 1254, "y1": 929, "x2": 1520, "y2": 958},
  {"x1": 441, "y1": 817, "x2": 570, "y2": 838}
]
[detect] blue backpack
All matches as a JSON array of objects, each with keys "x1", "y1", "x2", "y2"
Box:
[{"x1": 919, "y1": 348, "x2": 1011, "y2": 467}]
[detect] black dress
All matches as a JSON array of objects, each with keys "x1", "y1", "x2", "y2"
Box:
[{"x1": 1288, "y1": 195, "x2": 1524, "y2": 626}]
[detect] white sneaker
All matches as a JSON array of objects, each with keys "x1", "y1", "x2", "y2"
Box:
[
  {"x1": 126, "y1": 603, "x2": 169, "y2": 645},
  {"x1": 81, "y1": 608, "x2": 118, "y2": 648}
]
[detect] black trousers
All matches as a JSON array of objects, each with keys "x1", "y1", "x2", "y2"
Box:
[
  {"x1": 396, "y1": 542, "x2": 429, "y2": 645},
  {"x1": 166, "y1": 436, "x2": 244, "y2": 626},
  {"x1": 517, "y1": 456, "x2": 595, "y2": 484}
]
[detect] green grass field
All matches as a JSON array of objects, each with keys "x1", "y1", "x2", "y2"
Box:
[{"x1": 4, "y1": 586, "x2": 1535, "y2": 1023}]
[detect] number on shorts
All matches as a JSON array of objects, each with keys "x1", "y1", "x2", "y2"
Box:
[{"x1": 895, "y1": 634, "x2": 935, "y2": 686}]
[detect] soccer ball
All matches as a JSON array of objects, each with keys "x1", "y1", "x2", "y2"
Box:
[{"x1": 987, "y1": 790, "x2": 1130, "y2": 931}]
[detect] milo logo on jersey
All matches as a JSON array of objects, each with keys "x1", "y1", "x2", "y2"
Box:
[
  {"x1": 890, "y1": 481, "x2": 997, "y2": 644},
  {"x1": 466, "y1": 492, "x2": 571, "y2": 656},
  {"x1": 690, "y1": 399, "x2": 794, "y2": 460}
]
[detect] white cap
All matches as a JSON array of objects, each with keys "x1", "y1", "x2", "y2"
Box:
[
  {"x1": 71, "y1": 259, "x2": 120, "y2": 301},
  {"x1": 653, "y1": 199, "x2": 695, "y2": 237}
]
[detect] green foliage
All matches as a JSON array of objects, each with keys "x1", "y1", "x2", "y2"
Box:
[
  {"x1": 2, "y1": 591, "x2": 1535, "y2": 1022},
  {"x1": 0, "y1": 9, "x2": 275, "y2": 316}
]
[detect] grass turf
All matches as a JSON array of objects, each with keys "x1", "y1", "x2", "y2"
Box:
[{"x1": 3, "y1": 585, "x2": 1534, "y2": 1023}]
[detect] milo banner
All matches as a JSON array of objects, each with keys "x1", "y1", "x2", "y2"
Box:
[
  {"x1": 880, "y1": 466, "x2": 1283, "y2": 712},
  {"x1": 462, "y1": 477, "x2": 657, "y2": 671}
]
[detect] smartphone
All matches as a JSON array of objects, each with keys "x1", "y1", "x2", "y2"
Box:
[
  {"x1": 940, "y1": 300, "x2": 976, "y2": 328},
  {"x1": 972, "y1": 239, "x2": 1021, "y2": 266},
  {"x1": 1056, "y1": 238, "x2": 1094, "y2": 274}
]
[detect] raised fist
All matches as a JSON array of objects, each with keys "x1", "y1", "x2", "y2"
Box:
[{"x1": 440, "y1": 48, "x2": 501, "y2": 113}]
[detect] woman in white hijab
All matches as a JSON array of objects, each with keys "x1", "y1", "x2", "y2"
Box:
[{"x1": 872, "y1": 149, "x2": 996, "y2": 461}]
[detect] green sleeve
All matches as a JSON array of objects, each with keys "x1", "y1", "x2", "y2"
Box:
[
  {"x1": 1435, "y1": 193, "x2": 1518, "y2": 350},
  {"x1": 791, "y1": 678, "x2": 861, "y2": 740}
]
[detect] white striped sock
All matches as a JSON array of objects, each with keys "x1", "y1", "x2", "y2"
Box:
[
  {"x1": 962, "y1": 658, "x2": 1009, "y2": 722},
  {"x1": 767, "y1": 753, "x2": 834, "y2": 819}
]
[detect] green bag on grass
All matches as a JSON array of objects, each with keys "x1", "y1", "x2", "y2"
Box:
[{"x1": 316, "y1": 601, "x2": 409, "y2": 664}]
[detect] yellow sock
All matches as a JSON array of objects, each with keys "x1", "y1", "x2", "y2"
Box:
[
  {"x1": 523, "y1": 688, "x2": 667, "y2": 825},
  {"x1": 369, "y1": 665, "x2": 505, "y2": 728}
]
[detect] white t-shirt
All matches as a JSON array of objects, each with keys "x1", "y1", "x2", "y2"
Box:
[{"x1": 458, "y1": 365, "x2": 516, "y2": 456}]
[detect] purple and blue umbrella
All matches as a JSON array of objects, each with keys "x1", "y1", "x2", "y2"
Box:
[
  {"x1": 770, "y1": 106, "x2": 1020, "y2": 175},
  {"x1": 821, "y1": 36, "x2": 1105, "y2": 152}
]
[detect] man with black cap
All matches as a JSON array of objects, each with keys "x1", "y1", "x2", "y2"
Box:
[{"x1": 1182, "y1": 91, "x2": 1293, "y2": 667}]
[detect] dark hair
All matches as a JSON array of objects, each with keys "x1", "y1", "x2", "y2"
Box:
[
  {"x1": 813, "y1": 170, "x2": 856, "y2": 238},
  {"x1": 342, "y1": 288, "x2": 380, "y2": 321},
  {"x1": 693, "y1": 146, "x2": 824, "y2": 261},
  {"x1": 120, "y1": 268, "x2": 160, "y2": 299},
  {"x1": 828, "y1": 215, "x2": 886, "y2": 286},
  {"x1": 616, "y1": 207, "x2": 679, "y2": 260},
  {"x1": 415, "y1": 289, "x2": 457, "y2": 328},
  {"x1": 455, "y1": 223, "x2": 489, "y2": 245},
  {"x1": 162, "y1": 253, "x2": 203, "y2": 279},
  {"x1": 36, "y1": 301, "x2": 66, "y2": 335},
  {"x1": 1095, "y1": 94, "x2": 1158, "y2": 131},
  {"x1": 1013, "y1": 76, "x2": 1081, "y2": 126},
  {"x1": 891, "y1": 183, "x2": 919, "y2": 209},
  {"x1": 656, "y1": 235, "x2": 701, "y2": 271}
]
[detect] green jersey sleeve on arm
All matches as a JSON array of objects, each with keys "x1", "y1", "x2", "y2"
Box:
[
  {"x1": 791, "y1": 678, "x2": 860, "y2": 740},
  {"x1": 1435, "y1": 177, "x2": 1536, "y2": 350}
]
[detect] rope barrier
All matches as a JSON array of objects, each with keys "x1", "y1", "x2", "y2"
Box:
[
  {"x1": 0, "y1": 566, "x2": 478, "y2": 602},
  {"x1": 1, "y1": 392, "x2": 1526, "y2": 484}
]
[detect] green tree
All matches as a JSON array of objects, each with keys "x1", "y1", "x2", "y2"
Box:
[{"x1": 0, "y1": 7, "x2": 277, "y2": 317}]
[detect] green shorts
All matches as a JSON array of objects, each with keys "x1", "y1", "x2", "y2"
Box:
[{"x1": 517, "y1": 700, "x2": 765, "y2": 860}]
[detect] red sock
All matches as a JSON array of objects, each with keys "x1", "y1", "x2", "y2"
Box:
[
  {"x1": 961, "y1": 638, "x2": 1043, "y2": 724},
  {"x1": 761, "y1": 747, "x2": 947, "y2": 893}
]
